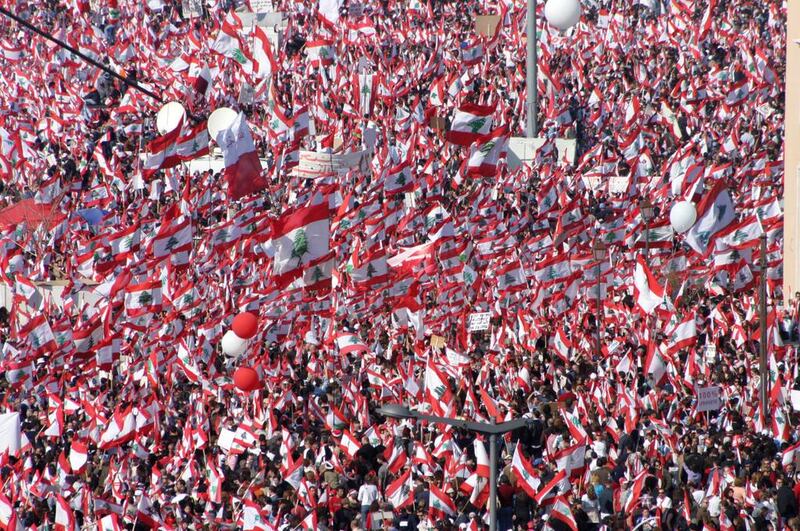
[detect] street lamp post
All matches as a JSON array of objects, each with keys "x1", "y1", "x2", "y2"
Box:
[
  {"x1": 526, "y1": 0, "x2": 538, "y2": 138},
  {"x1": 376, "y1": 404, "x2": 530, "y2": 531},
  {"x1": 527, "y1": 0, "x2": 582, "y2": 138},
  {"x1": 592, "y1": 240, "x2": 607, "y2": 359},
  {"x1": 759, "y1": 233, "x2": 769, "y2": 420},
  {"x1": 640, "y1": 198, "x2": 655, "y2": 265}
]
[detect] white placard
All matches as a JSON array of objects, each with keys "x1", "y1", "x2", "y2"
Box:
[
  {"x1": 791, "y1": 390, "x2": 800, "y2": 411},
  {"x1": 181, "y1": 0, "x2": 203, "y2": 17},
  {"x1": 696, "y1": 385, "x2": 722, "y2": 413},
  {"x1": 0, "y1": 413, "x2": 21, "y2": 455},
  {"x1": 467, "y1": 312, "x2": 491, "y2": 332}
]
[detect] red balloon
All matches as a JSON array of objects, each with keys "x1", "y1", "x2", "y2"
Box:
[
  {"x1": 232, "y1": 312, "x2": 259, "y2": 339},
  {"x1": 233, "y1": 367, "x2": 260, "y2": 392}
]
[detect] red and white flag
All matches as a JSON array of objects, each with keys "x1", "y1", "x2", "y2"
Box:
[
  {"x1": 55, "y1": 494, "x2": 76, "y2": 531},
  {"x1": 685, "y1": 182, "x2": 736, "y2": 255},
  {"x1": 633, "y1": 256, "x2": 664, "y2": 314},
  {"x1": 266, "y1": 201, "x2": 330, "y2": 288},
  {"x1": 467, "y1": 127, "x2": 509, "y2": 177},
  {"x1": 428, "y1": 483, "x2": 457, "y2": 516},
  {"x1": 216, "y1": 112, "x2": 265, "y2": 200},
  {"x1": 69, "y1": 439, "x2": 89, "y2": 473},
  {"x1": 446, "y1": 103, "x2": 495, "y2": 145},
  {"x1": 386, "y1": 468, "x2": 414, "y2": 510},
  {"x1": 252, "y1": 26, "x2": 278, "y2": 79},
  {"x1": 511, "y1": 442, "x2": 541, "y2": 498}
]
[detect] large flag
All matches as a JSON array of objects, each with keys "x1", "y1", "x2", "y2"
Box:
[
  {"x1": 142, "y1": 121, "x2": 208, "y2": 178},
  {"x1": 252, "y1": 26, "x2": 278, "y2": 79},
  {"x1": 386, "y1": 468, "x2": 414, "y2": 510},
  {"x1": 467, "y1": 127, "x2": 509, "y2": 176},
  {"x1": 428, "y1": 483, "x2": 457, "y2": 516},
  {"x1": 210, "y1": 12, "x2": 253, "y2": 71},
  {"x1": 546, "y1": 496, "x2": 578, "y2": 531},
  {"x1": 511, "y1": 442, "x2": 541, "y2": 498},
  {"x1": 685, "y1": 182, "x2": 736, "y2": 255},
  {"x1": 446, "y1": 103, "x2": 495, "y2": 145},
  {"x1": 216, "y1": 112, "x2": 265, "y2": 200},
  {"x1": 633, "y1": 257, "x2": 664, "y2": 314},
  {"x1": 267, "y1": 200, "x2": 330, "y2": 288}
]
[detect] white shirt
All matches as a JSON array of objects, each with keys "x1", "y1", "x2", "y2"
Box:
[{"x1": 358, "y1": 484, "x2": 379, "y2": 507}]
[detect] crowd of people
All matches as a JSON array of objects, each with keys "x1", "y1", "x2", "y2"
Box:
[{"x1": 0, "y1": 0, "x2": 793, "y2": 529}]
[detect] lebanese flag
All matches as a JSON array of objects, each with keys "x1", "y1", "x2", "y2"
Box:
[
  {"x1": 666, "y1": 317, "x2": 696, "y2": 354},
  {"x1": 534, "y1": 469, "x2": 568, "y2": 505},
  {"x1": 424, "y1": 360, "x2": 454, "y2": 416},
  {"x1": 511, "y1": 442, "x2": 541, "y2": 498},
  {"x1": 383, "y1": 160, "x2": 415, "y2": 195},
  {"x1": 99, "y1": 406, "x2": 136, "y2": 449},
  {"x1": 0, "y1": 41, "x2": 22, "y2": 62},
  {"x1": 387, "y1": 241, "x2": 435, "y2": 273},
  {"x1": 446, "y1": 103, "x2": 495, "y2": 145},
  {"x1": 548, "y1": 496, "x2": 578, "y2": 531},
  {"x1": 553, "y1": 440, "x2": 586, "y2": 479},
  {"x1": 685, "y1": 182, "x2": 735, "y2": 255},
  {"x1": 354, "y1": 72, "x2": 379, "y2": 116},
  {"x1": 633, "y1": 256, "x2": 664, "y2": 314},
  {"x1": 187, "y1": 60, "x2": 212, "y2": 98},
  {"x1": 135, "y1": 495, "x2": 164, "y2": 529},
  {"x1": 55, "y1": 494, "x2": 76, "y2": 531},
  {"x1": 252, "y1": 26, "x2": 278, "y2": 79},
  {"x1": 334, "y1": 332, "x2": 369, "y2": 356},
  {"x1": 467, "y1": 127, "x2": 509, "y2": 177},
  {"x1": 724, "y1": 78, "x2": 749, "y2": 108},
  {"x1": 69, "y1": 439, "x2": 89, "y2": 473},
  {"x1": 339, "y1": 430, "x2": 362, "y2": 458},
  {"x1": 462, "y1": 40, "x2": 484, "y2": 66},
  {"x1": 124, "y1": 280, "x2": 163, "y2": 316},
  {"x1": 142, "y1": 120, "x2": 183, "y2": 178},
  {"x1": 306, "y1": 40, "x2": 336, "y2": 67},
  {"x1": 624, "y1": 470, "x2": 650, "y2": 512},
  {"x1": 98, "y1": 514, "x2": 123, "y2": 531},
  {"x1": 473, "y1": 439, "x2": 490, "y2": 477},
  {"x1": 14, "y1": 275, "x2": 43, "y2": 311},
  {"x1": 560, "y1": 409, "x2": 588, "y2": 443},
  {"x1": 267, "y1": 201, "x2": 330, "y2": 288},
  {"x1": 210, "y1": 11, "x2": 253, "y2": 71},
  {"x1": 553, "y1": 328, "x2": 571, "y2": 362},
  {"x1": 216, "y1": 112, "x2": 265, "y2": 200},
  {"x1": 782, "y1": 440, "x2": 800, "y2": 469},
  {"x1": 718, "y1": 215, "x2": 763, "y2": 250},
  {"x1": 21, "y1": 315, "x2": 56, "y2": 353},
  {"x1": 428, "y1": 483, "x2": 457, "y2": 516},
  {"x1": 386, "y1": 468, "x2": 414, "y2": 510}
]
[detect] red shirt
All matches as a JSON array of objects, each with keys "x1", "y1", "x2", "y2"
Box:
[{"x1": 328, "y1": 495, "x2": 343, "y2": 515}]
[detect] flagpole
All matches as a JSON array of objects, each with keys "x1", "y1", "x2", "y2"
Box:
[
  {"x1": 0, "y1": 6, "x2": 163, "y2": 103},
  {"x1": 488, "y1": 431, "x2": 498, "y2": 531},
  {"x1": 759, "y1": 233, "x2": 769, "y2": 420},
  {"x1": 525, "y1": 0, "x2": 538, "y2": 137}
]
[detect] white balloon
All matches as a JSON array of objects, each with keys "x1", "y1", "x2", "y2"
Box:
[
  {"x1": 544, "y1": 0, "x2": 581, "y2": 31},
  {"x1": 670, "y1": 201, "x2": 697, "y2": 234},
  {"x1": 221, "y1": 330, "x2": 248, "y2": 357},
  {"x1": 156, "y1": 101, "x2": 186, "y2": 134},
  {"x1": 207, "y1": 107, "x2": 238, "y2": 141}
]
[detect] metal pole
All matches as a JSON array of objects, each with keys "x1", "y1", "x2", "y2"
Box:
[
  {"x1": 759, "y1": 233, "x2": 769, "y2": 420},
  {"x1": 489, "y1": 433, "x2": 498, "y2": 531},
  {"x1": 596, "y1": 261, "x2": 601, "y2": 359},
  {"x1": 644, "y1": 218, "x2": 650, "y2": 266},
  {"x1": 0, "y1": 6, "x2": 163, "y2": 103},
  {"x1": 526, "y1": 0, "x2": 538, "y2": 138}
]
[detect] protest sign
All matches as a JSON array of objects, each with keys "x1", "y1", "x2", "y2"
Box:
[
  {"x1": 696, "y1": 386, "x2": 722, "y2": 413},
  {"x1": 467, "y1": 312, "x2": 491, "y2": 332}
]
